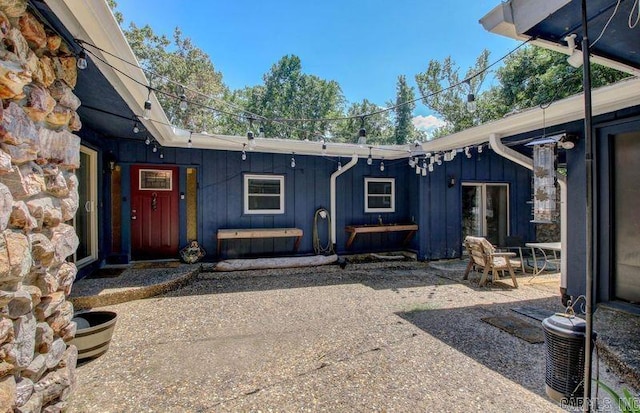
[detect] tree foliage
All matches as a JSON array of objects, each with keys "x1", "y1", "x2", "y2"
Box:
[
  {"x1": 334, "y1": 100, "x2": 393, "y2": 144},
  {"x1": 242, "y1": 55, "x2": 344, "y2": 140},
  {"x1": 415, "y1": 46, "x2": 628, "y2": 138},
  {"x1": 393, "y1": 75, "x2": 416, "y2": 144},
  {"x1": 415, "y1": 50, "x2": 489, "y2": 137}
]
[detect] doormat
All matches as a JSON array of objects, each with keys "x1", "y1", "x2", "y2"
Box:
[
  {"x1": 481, "y1": 315, "x2": 544, "y2": 344},
  {"x1": 511, "y1": 306, "x2": 556, "y2": 322},
  {"x1": 132, "y1": 261, "x2": 180, "y2": 269},
  {"x1": 85, "y1": 268, "x2": 126, "y2": 279}
]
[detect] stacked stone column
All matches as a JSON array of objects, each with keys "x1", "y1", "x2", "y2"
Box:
[{"x1": 0, "y1": 1, "x2": 82, "y2": 411}]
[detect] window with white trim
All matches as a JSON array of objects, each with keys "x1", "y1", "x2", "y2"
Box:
[
  {"x1": 244, "y1": 174, "x2": 285, "y2": 214},
  {"x1": 365, "y1": 177, "x2": 395, "y2": 213}
]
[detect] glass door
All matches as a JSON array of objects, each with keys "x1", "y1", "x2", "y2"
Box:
[
  {"x1": 72, "y1": 146, "x2": 98, "y2": 267},
  {"x1": 462, "y1": 183, "x2": 509, "y2": 245}
]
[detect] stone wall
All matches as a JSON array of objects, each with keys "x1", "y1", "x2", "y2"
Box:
[{"x1": 0, "y1": 1, "x2": 81, "y2": 411}]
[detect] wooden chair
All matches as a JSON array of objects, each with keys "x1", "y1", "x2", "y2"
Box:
[{"x1": 463, "y1": 236, "x2": 519, "y2": 288}]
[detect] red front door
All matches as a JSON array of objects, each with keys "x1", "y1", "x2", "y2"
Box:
[{"x1": 130, "y1": 165, "x2": 179, "y2": 259}]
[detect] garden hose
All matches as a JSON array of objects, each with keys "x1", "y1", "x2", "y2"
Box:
[{"x1": 312, "y1": 208, "x2": 334, "y2": 255}]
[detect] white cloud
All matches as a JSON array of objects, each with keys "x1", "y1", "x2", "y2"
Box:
[{"x1": 412, "y1": 115, "x2": 446, "y2": 132}]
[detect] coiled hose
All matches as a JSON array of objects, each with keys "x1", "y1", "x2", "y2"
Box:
[{"x1": 312, "y1": 208, "x2": 334, "y2": 255}]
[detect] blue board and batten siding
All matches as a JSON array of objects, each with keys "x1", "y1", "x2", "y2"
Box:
[
  {"x1": 84, "y1": 136, "x2": 534, "y2": 263},
  {"x1": 416, "y1": 150, "x2": 534, "y2": 260}
]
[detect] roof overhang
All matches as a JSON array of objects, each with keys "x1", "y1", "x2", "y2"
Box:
[{"x1": 480, "y1": 0, "x2": 640, "y2": 77}]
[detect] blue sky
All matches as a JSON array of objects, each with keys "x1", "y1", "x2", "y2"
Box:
[{"x1": 115, "y1": 0, "x2": 519, "y2": 131}]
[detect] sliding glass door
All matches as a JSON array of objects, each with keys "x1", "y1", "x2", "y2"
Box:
[
  {"x1": 72, "y1": 146, "x2": 98, "y2": 267},
  {"x1": 462, "y1": 183, "x2": 509, "y2": 246}
]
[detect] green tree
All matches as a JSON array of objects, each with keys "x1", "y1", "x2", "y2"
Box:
[
  {"x1": 334, "y1": 99, "x2": 393, "y2": 144},
  {"x1": 415, "y1": 46, "x2": 629, "y2": 137},
  {"x1": 493, "y1": 45, "x2": 628, "y2": 112},
  {"x1": 393, "y1": 75, "x2": 416, "y2": 144},
  {"x1": 246, "y1": 55, "x2": 344, "y2": 140},
  {"x1": 109, "y1": 1, "x2": 227, "y2": 134},
  {"x1": 415, "y1": 50, "x2": 490, "y2": 137}
]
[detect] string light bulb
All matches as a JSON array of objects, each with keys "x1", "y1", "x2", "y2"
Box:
[
  {"x1": 409, "y1": 157, "x2": 415, "y2": 168},
  {"x1": 258, "y1": 125, "x2": 265, "y2": 137},
  {"x1": 464, "y1": 146, "x2": 471, "y2": 158},
  {"x1": 421, "y1": 166, "x2": 427, "y2": 176},
  {"x1": 241, "y1": 144, "x2": 247, "y2": 161},
  {"x1": 321, "y1": 140, "x2": 327, "y2": 155},
  {"x1": 76, "y1": 50, "x2": 87, "y2": 70},
  {"x1": 159, "y1": 151, "x2": 164, "y2": 159},
  {"x1": 367, "y1": 147, "x2": 373, "y2": 165},
  {"x1": 435, "y1": 154, "x2": 442, "y2": 165},
  {"x1": 290, "y1": 153, "x2": 296, "y2": 168},
  {"x1": 465, "y1": 79, "x2": 476, "y2": 113},
  {"x1": 337, "y1": 159, "x2": 342, "y2": 171},
  {"x1": 152, "y1": 143, "x2": 158, "y2": 153},
  {"x1": 133, "y1": 121, "x2": 140, "y2": 134},
  {"x1": 247, "y1": 117, "x2": 256, "y2": 149},
  {"x1": 415, "y1": 165, "x2": 421, "y2": 175},
  {"x1": 188, "y1": 133, "x2": 192, "y2": 148},
  {"x1": 143, "y1": 87, "x2": 152, "y2": 119},
  {"x1": 179, "y1": 94, "x2": 187, "y2": 111},
  {"x1": 144, "y1": 136, "x2": 150, "y2": 145},
  {"x1": 478, "y1": 144, "x2": 483, "y2": 153},
  {"x1": 380, "y1": 160, "x2": 385, "y2": 172},
  {"x1": 428, "y1": 163, "x2": 434, "y2": 172},
  {"x1": 358, "y1": 117, "x2": 366, "y2": 145}
]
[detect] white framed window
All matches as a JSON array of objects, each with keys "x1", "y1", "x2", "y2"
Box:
[
  {"x1": 244, "y1": 174, "x2": 285, "y2": 214},
  {"x1": 365, "y1": 177, "x2": 395, "y2": 213}
]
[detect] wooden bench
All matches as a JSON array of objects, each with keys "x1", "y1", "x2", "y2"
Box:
[
  {"x1": 217, "y1": 228, "x2": 303, "y2": 255},
  {"x1": 344, "y1": 224, "x2": 418, "y2": 249}
]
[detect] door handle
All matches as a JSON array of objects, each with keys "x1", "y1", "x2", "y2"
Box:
[{"x1": 131, "y1": 208, "x2": 136, "y2": 220}]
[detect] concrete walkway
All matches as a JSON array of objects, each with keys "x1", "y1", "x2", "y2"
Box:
[{"x1": 66, "y1": 260, "x2": 578, "y2": 412}]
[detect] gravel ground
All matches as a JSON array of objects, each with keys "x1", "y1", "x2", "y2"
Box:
[{"x1": 66, "y1": 260, "x2": 601, "y2": 412}]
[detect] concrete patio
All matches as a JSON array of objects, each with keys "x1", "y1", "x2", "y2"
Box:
[{"x1": 65, "y1": 260, "x2": 603, "y2": 412}]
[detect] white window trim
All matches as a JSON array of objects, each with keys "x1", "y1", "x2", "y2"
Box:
[
  {"x1": 74, "y1": 146, "x2": 98, "y2": 268},
  {"x1": 244, "y1": 174, "x2": 285, "y2": 215},
  {"x1": 364, "y1": 177, "x2": 395, "y2": 213}
]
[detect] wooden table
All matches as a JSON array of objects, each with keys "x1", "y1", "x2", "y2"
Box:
[
  {"x1": 344, "y1": 224, "x2": 418, "y2": 249},
  {"x1": 525, "y1": 242, "x2": 561, "y2": 276},
  {"x1": 217, "y1": 228, "x2": 303, "y2": 255}
]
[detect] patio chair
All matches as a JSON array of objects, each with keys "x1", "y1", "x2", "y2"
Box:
[{"x1": 463, "y1": 236, "x2": 519, "y2": 288}]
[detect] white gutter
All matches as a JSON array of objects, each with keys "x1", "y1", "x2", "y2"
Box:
[
  {"x1": 489, "y1": 133, "x2": 567, "y2": 288},
  {"x1": 330, "y1": 154, "x2": 358, "y2": 247}
]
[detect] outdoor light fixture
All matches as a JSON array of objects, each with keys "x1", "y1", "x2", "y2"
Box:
[
  {"x1": 422, "y1": 158, "x2": 428, "y2": 176},
  {"x1": 559, "y1": 134, "x2": 579, "y2": 150},
  {"x1": 188, "y1": 133, "x2": 192, "y2": 148},
  {"x1": 247, "y1": 117, "x2": 256, "y2": 149},
  {"x1": 241, "y1": 144, "x2": 247, "y2": 161},
  {"x1": 159, "y1": 151, "x2": 164, "y2": 159},
  {"x1": 76, "y1": 50, "x2": 87, "y2": 70},
  {"x1": 337, "y1": 159, "x2": 342, "y2": 171},
  {"x1": 367, "y1": 147, "x2": 373, "y2": 165},
  {"x1": 144, "y1": 136, "x2": 151, "y2": 145},
  {"x1": 143, "y1": 88, "x2": 152, "y2": 119},
  {"x1": 465, "y1": 146, "x2": 471, "y2": 158},
  {"x1": 152, "y1": 143, "x2": 158, "y2": 153},
  {"x1": 416, "y1": 165, "x2": 421, "y2": 175},
  {"x1": 258, "y1": 125, "x2": 265, "y2": 137},
  {"x1": 409, "y1": 157, "x2": 416, "y2": 168},
  {"x1": 465, "y1": 79, "x2": 477, "y2": 113},
  {"x1": 565, "y1": 34, "x2": 583, "y2": 68},
  {"x1": 477, "y1": 144, "x2": 483, "y2": 153},
  {"x1": 133, "y1": 121, "x2": 140, "y2": 134},
  {"x1": 379, "y1": 160, "x2": 385, "y2": 172},
  {"x1": 321, "y1": 139, "x2": 327, "y2": 155},
  {"x1": 290, "y1": 153, "x2": 296, "y2": 168},
  {"x1": 179, "y1": 94, "x2": 188, "y2": 111},
  {"x1": 358, "y1": 117, "x2": 367, "y2": 145},
  {"x1": 448, "y1": 175, "x2": 456, "y2": 188}
]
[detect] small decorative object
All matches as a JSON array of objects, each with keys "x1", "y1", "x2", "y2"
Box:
[
  {"x1": 532, "y1": 143, "x2": 557, "y2": 223},
  {"x1": 180, "y1": 240, "x2": 206, "y2": 264}
]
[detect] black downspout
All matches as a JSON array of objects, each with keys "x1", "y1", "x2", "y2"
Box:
[{"x1": 581, "y1": 0, "x2": 595, "y2": 410}]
